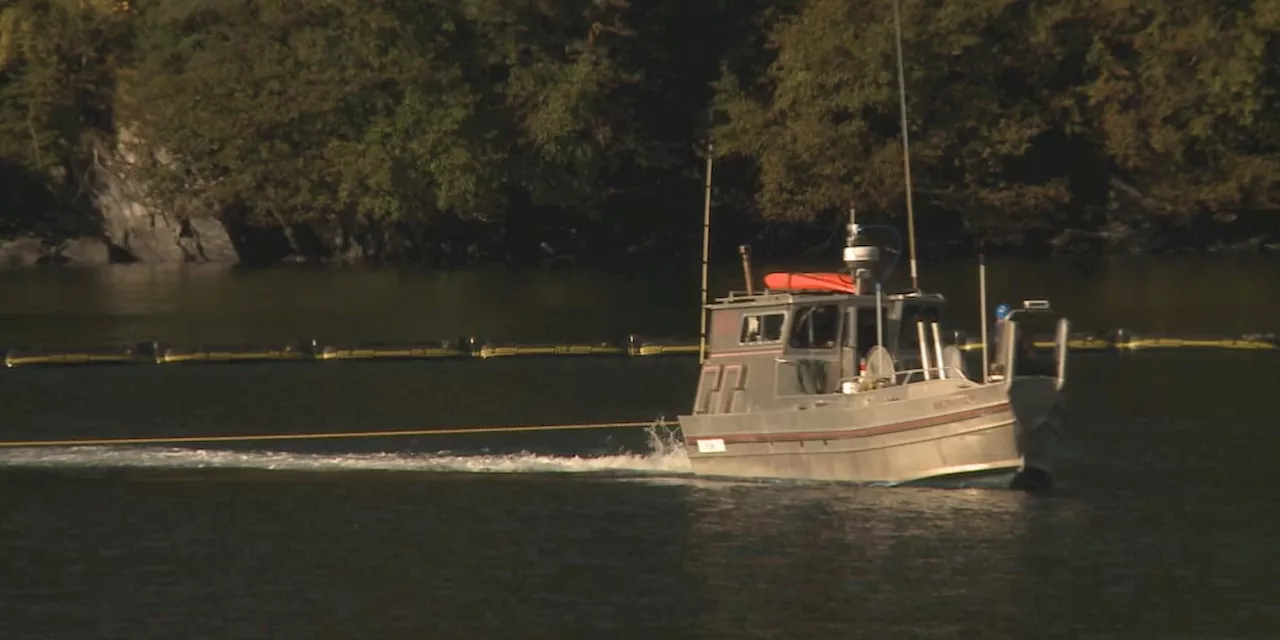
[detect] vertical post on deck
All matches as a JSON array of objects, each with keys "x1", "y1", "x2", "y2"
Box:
[
  {"x1": 979, "y1": 253, "x2": 989, "y2": 384},
  {"x1": 699, "y1": 141, "x2": 714, "y2": 364}
]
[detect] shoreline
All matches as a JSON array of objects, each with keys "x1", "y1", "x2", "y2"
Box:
[{"x1": 4, "y1": 225, "x2": 1279, "y2": 271}]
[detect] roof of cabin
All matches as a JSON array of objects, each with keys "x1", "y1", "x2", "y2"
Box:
[{"x1": 708, "y1": 289, "x2": 946, "y2": 309}]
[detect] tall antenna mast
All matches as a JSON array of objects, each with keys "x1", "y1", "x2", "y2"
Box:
[
  {"x1": 892, "y1": 0, "x2": 920, "y2": 291},
  {"x1": 698, "y1": 140, "x2": 714, "y2": 364}
]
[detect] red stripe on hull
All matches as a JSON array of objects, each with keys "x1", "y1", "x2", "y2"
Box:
[
  {"x1": 706, "y1": 349, "x2": 783, "y2": 359},
  {"x1": 685, "y1": 402, "x2": 1012, "y2": 446}
]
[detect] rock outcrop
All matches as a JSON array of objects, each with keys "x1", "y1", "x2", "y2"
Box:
[
  {"x1": 0, "y1": 236, "x2": 112, "y2": 267},
  {"x1": 0, "y1": 237, "x2": 46, "y2": 267},
  {"x1": 55, "y1": 237, "x2": 112, "y2": 264},
  {"x1": 92, "y1": 127, "x2": 239, "y2": 264}
]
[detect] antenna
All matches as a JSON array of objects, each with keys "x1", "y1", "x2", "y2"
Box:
[
  {"x1": 892, "y1": 0, "x2": 920, "y2": 291},
  {"x1": 698, "y1": 139, "x2": 714, "y2": 364},
  {"x1": 979, "y1": 250, "x2": 988, "y2": 384}
]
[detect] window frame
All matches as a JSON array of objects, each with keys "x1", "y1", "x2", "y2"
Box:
[{"x1": 738, "y1": 310, "x2": 788, "y2": 345}]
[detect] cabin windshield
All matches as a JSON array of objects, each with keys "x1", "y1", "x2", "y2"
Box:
[
  {"x1": 843, "y1": 305, "x2": 885, "y2": 358},
  {"x1": 788, "y1": 304, "x2": 839, "y2": 349}
]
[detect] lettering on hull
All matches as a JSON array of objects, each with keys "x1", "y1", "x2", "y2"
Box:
[{"x1": 932, "y1": 395, "x2": 975, "y2": 412}]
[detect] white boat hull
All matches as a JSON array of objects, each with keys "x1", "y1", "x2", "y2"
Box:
[{"x1": 678, "y1": 378, "x2": 1060, "y2": 489}]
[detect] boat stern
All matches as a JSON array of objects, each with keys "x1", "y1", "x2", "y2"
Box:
[{"x1": 1008, "y1": 375, "x2": 1065, "y2": 489}]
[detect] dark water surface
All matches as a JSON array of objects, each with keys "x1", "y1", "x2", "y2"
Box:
[
  {"x1": 1, "y1": 258, "x2": 1279, "y2": 638},
  {"x1": 1, "y1": 254, "x2": 1278, "y2": 348},
  {"x1": 1, "y1": 353, "x2": 1278, "y2": 638}
]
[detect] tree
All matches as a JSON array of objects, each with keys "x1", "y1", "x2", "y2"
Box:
[
  {"x1": 712, "y1": 0, "x2": 1077, "y2": 245},
  {"x1": 1065, "y1": 0, "x2": 1280, "y2": 214},
  {"x1": 125, "y1": 1, "x2": 474, "y2": 230},
  {"x1": 124, "y1": 0, "x2": 643, "y2": 240},
  {"x1": 711, "y1": 0, "x2": 1280, "y2": 248},
  {"x1": 0, "y1": 0, "x2": 130, "y2": 237}
]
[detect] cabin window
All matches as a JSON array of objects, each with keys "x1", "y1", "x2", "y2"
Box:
[
  {"x1": 844, "y1": 306, "x2": 886, "y2": 356},
  {"x1": 898, "y1": 304, "x2": 941, "y2": 351},
  {"x1": 740, "y1": 312, "x2": 785, "y2": 344},
  {"x1": 788, "y1": 304, "x2": 839, "y2": 349}
]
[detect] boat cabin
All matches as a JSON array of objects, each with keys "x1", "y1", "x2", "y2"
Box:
[{"x1": 693, "y1": 280, "x2": 955, "y2": 415}]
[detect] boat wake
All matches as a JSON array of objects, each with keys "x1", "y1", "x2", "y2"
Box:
[{"x1": 0, "y1": 427, "x2": 694, "y2": 478}]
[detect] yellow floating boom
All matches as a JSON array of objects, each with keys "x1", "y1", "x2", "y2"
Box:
[
  {"x1": 1113, "y1": 336, "x2": 1277, "y2": 351},
  {"x1": 632, "y1": 343, "x2": 701, "y2": 356},
  {"x1": 474, "y1": 343, "x2": 628, "y2": 359},
  {"x1": 318, "y1": 344, "x2": 470, "y2": 361},
  {"x1": 156, "y1": 348, "x2": 309, "y2": 364},
  {"x1": 2, "y1": 348, "x2": 138, "y2": 367},
  {"x1": 1, "y1": 330, "x2": 1275, "y2": 368}
]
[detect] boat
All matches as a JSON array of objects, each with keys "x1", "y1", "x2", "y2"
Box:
[
  {"x1": 678, "y1": 211, "x2": 1069, "y2": 489},
  {"x1": 677, "y1": 0, "x2": 1069, "y2": 490}
]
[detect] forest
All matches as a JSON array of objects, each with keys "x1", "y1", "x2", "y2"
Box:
[{"x1": 0, "y1": 0, "x2": 1277, "y2": 266}]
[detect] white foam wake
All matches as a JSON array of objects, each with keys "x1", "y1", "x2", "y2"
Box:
[{"x1": 0, "y1": 427, "x2": 693, "y2": 477}]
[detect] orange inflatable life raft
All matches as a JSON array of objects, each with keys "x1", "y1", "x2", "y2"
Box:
[{"x1": 762, "y1": 272, "x2": 857, "y2": 294}]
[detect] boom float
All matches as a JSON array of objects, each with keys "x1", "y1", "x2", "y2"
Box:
[{"x1": 0, "y1": 331, "x2": 1274, "y2": 368}]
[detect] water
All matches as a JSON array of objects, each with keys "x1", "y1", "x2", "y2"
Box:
[
  {"x1": 1, "y1": 254, "x2": 1278, "y2": 348},
  {"x1": 1, "y1": 258, "x2": 1279, "y2": 638}
]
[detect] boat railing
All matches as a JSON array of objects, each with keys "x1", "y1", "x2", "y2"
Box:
[
  {"x1": 900, "y1": 320, "x2": 965, "y2": 382},
  {"x1": 895, "y1": 365, "x2": 972, "y2": 385},
  {"x1": 838, "y1": 364, "x2": 971, "y2": 393}
]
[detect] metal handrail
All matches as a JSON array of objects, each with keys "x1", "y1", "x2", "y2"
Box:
[
  {"x1": 894, "y1": 365, "x2": 972, "y2": 385},
  {"x1": 838, "y1": 365, "x2": 972, "y2": 389}
]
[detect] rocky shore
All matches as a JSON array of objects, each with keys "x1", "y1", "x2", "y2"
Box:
[{"x1": 3, "y1": 164, "x2": 1277, "y2": 269}]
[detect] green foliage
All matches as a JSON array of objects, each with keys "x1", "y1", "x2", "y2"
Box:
[
  {"x1": 127, "y1": 0, "x2": 478, "y2": 225},
  {"x1": 713, "y1": 0, "x2": 1079, "y2": 239},
  {"x1": 713, "y1": 0, "x2": 1280, "y2": 241},
  {"x1": 124, "y1": 0, "x2": 642, "y2": 228},
  {"x1": 0, "y1": 0, "x2": 129, "y2": 236},
  {"x1": 0, "y1": 0, "x2": 1276, "y2": 255},
  {"x1": 1069, "y1": 0, "x2": 1280, "y2": 212}
]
